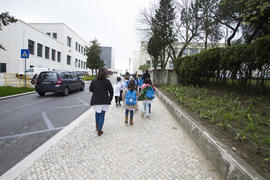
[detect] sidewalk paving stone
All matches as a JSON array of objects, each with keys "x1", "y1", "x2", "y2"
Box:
[{"x1": 14, "y1": 97, "x2": 221, "y2": 179}]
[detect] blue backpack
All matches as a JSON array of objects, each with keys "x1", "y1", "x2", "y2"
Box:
[
  {"x1": 138, "y1": 78, "x2": 143, "y2": 86},
  {"x1": 124, "y1": 80, "x2": 129, "y2": 89},
  {"x1": 146, "y1": 87, "x2": 155, "y2": 100},
  {"x1": 125, "y1": 90, "x2": 137, "y2": 106}
]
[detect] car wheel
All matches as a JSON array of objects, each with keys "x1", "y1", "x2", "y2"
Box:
[
  {"x1": 38, "y1": 91, "x2": 45, "y2": 96},
  {"x1": 80, "y1": 83, "x2": 85, "y2": 91},
  {"x1": 63, "y1": 87, "x2": 69, "y2": 96}
]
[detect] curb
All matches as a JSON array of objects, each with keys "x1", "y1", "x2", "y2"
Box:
[
  {"x1": 155, "y1": 88, "x2": 265, "y2": 180},
  {"x1": 0, "y1": 91, "x2": 36, "y2": 100},
  {"x1": 0, "y1": 108, "x2": 92, "y2": 180}
]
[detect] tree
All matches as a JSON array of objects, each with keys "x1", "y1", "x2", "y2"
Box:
[
  {"x1": 86, "y1": 39, "x2": 104, "y2": 76},
  {"x1": 242, "y1": 0, "x2": 270, "y2": 43},
  {"x1": 139, "y1": 64, "x2": 150, "y2": 71},
  {"x1": 0, "y1": 12, "x2": 16, "y2": 50},
  {"x1": 147, "y1": 35, "x2": 162, "y2": 69},
  {"x1": 197, "y1": 0, "x2": 223, "y2": 49},
  {"x1": 216, "y1": 0, "x2": 245, "y2": 46},
  {"x1": 174, "y1": 0, "x2": 201, "y2": 58},
  {"x1": 151, "y1": 0, "x2": 177, "y2": 69}
]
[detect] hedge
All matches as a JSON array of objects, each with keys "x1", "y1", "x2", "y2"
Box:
[{"x1": 174, "y1": 36, "x2": 270, "y2": 88}]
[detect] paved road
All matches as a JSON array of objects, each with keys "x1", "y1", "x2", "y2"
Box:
[{"x1": 0, "y1": 82, "x2": 92, "y2": 175}]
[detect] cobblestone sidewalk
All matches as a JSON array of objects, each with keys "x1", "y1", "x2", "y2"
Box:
[{"x1": 14, "y1": 97, "x2": 221, "y2": 179}]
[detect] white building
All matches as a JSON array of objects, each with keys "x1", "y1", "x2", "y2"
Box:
[
  {"x1": 133, "y1": 41, "x2": 225, "y2": 73},
  {"x1": 0, "y1": 20, "x2": 89, "y2": 73}
]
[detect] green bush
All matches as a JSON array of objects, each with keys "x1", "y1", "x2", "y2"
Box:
[{"x1": 174, "y1": 36, "x2": 270, "y2": 89}]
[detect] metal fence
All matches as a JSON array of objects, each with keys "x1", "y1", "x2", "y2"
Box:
[{"x1": 0, "y1": 73, "x2": 33, "y2": 88}]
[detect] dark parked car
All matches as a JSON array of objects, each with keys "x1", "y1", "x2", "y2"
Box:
[{"x1": 35, "y1": 71, "x2": 85, "y2": 96}]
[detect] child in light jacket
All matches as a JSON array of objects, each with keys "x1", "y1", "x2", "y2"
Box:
[{"x1": 114, "y1": 77, "x2": 124, "y2": 106}]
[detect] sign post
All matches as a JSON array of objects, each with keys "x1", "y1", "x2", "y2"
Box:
[{"x1": 21, "y1": 49, "x2": 29, "y2": 87}]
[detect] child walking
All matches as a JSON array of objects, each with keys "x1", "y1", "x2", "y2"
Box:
[
  {"x1": 114, "y1": 77, "x2": 124, "y2": 106},
  {"x1": 122, "y1": 79, "x2": 138, "y2": 125},
  {"x1": 138, "y1": 78, "x2": 155, "y2": 119}
]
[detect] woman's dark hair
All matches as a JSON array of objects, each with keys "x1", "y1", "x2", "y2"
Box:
[
  {"x1": 128, "y1": 79, "x2": 136, "y2": 91},
  {"x1": 144, "y1": 77, "x2": 152, "y2": 85},
  {"x1": 97, "y1": 67, "x2": 108, "y2": 80},
  {"x1": 146, "y1": 69, "x2": 149, "y2": 73},
  {"x1": 116, "y1": 77, "x2": 121, "y2": 81},
  {"x1": 124, "y1": 75, "x2": 129, "y2": 80}
]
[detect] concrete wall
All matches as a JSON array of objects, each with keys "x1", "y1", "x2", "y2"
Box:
[{"x1": 150, "y1": 70, "x2": 178, "y2": 86}]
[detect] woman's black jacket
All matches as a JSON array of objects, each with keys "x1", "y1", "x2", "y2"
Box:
[{"x1": 89, "y1": 78, "x2": 114, "y2": 105}]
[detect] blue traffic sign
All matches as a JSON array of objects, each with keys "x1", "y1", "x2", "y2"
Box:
[{"x1": 21, "y1": 49, "x2": 29, "y2": 58}]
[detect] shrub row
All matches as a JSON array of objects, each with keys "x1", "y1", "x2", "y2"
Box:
[{"x1": 174, "y1": 36, "x2": 270, "y2": 88}]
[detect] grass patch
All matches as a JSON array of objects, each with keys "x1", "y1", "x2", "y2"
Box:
[
  {"x1": 0, "y1": 86, "x2": 35, "y2": 97},
  {"x1": 82, "y1": 76, "x2": 95, "y2": 81},
  {"x1": 161, "y1": 84, "x2": 270, "y2": 178}
]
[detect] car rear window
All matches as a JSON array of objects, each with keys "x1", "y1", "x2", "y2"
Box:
[{"x1": 38, "y1": 72, "x2": 58, "y2": 80}]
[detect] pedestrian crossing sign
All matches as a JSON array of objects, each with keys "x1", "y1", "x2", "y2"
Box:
[{"x1": 21, "y1": 49, "x2": 29, "y2": 58}]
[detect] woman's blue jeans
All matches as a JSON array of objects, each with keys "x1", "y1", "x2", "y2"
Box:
[{"x1": 95, "y1": 111, "x2": 105, "y2": 131}]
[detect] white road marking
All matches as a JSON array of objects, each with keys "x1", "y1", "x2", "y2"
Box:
[
  {"x1": 0, "y1": 127, "x2": 64, "y2": 141},
  {"x1": 75, "y1": 97, "x2": 89, "y2": 106},
  {"x1": 41, "y1": 111, "x2": 54, "y2": 129}
]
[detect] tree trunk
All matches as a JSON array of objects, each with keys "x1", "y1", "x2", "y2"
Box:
[{"x1": 227, "y1": 21, "x2": 241, "y2": 46}]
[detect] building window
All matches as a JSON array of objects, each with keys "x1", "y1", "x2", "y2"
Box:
[
  {"x1": 81, "y1": 47, "x2": 83, "y2": 54},
  {"x1": 0, "y1": 63, "x2": 6, "y2": 73},
  {"x1": 84, "y1": 48, "x2": 86, "y2": 56},
  {"x1": 28, "y1": 39, "x2": 35, "y2": 55},
  {"x1": 37, "y1": 43, "x2": 43, "y2": 57},
  {"x1": 57, "y1": 51, "x2": 61, "y2": 62},
  {"x1": 75, "y1": 59, "x2": 78, "y2": 67},
  {"x1": 78, "y1": 60, "x2": 80, "y2": 68},
  {"x1": 157, "y1": 63, "x2": 161, "y2": 68},
  {"x1": 67, "y1": 55, "x2": 71, "y2": 65},
  {"x1": 190, "y1": 48, "x2": 198, "y2": 55},
  {"x1": 78, "y1": 44, "x2": 81, "y2": 52},
  {"x1": 67, "y1": 36, "x2": 71, "y2": 47},
  {"x1": 174, "y1": 48, "x2": 179, "y2": 56},
  {"x1": 46, "y1": 32, "x2": 51, "y2": 36},
  {"x1": 45, "y1": 46, "x2": 50, "y2": 59},
  {"x1": 183, "y1": 49, "x2": 188, "y2": 56},
  {"x1": 51, "y1": 49, "x2": 56, "y2": 61},
  {"x1": 52, "y1": 33, "x2": 57, "y2": 39},
  {"x1": 146, "y1": 60, "x2": 151, "y2": 66},
  {"x1": 169, "y1": 61, "x2": 174, "y2": 69},
  {"x1": 81, "y1": 61, "x2": 83, "y2": 68},
  {"x1": 75, "y1": 42, "x2": 78, "y2": 51}
]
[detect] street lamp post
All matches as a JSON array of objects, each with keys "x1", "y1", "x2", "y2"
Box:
[{"x1": 129, "y1": 58, "x2": 131, "y2": 73}]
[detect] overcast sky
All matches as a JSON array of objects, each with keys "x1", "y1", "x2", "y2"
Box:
[{"x1": 0, "y1": 0, "x2": 153, "y2": 72}]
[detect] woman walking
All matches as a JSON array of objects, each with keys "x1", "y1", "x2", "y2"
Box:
[{"x1": 89, "y1": 67, "x2": 113, "y2": 136}]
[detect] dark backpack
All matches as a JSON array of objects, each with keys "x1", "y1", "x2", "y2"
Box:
[
  {"x1": 146, "y1": 87, "x2": 155, "y2": 100},
  {"x1": 125, "y1": 90, "x2": 137, "y2": 106}
]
